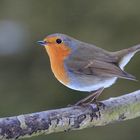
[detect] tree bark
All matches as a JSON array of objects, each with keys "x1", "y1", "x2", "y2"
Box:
[{"x1": 0, "y1": 90, "x2": 140, "y2": 140}]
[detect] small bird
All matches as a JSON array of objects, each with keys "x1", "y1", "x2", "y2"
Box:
[{"x1": 38, "y1": 33, "x2": 140, "y2": 105}]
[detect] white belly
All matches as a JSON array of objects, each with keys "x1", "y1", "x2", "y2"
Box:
[{"x1": 66, "y1": 77, "x2": 117, "y2": 92}]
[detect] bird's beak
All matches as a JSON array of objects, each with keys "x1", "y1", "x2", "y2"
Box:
[{"x1": 37, "y1": 40, "x2": 46, "y2": 46}]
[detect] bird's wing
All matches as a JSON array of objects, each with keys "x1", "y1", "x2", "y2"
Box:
[
  {"x1": 72, "y1": 42, "x2": 118, "y2": 63},
  {"x1": 66, "y1": 59, "x2": 136, "y2": 80}
]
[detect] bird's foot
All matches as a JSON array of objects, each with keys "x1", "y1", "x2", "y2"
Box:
[
  {"x1": 74, "y1": 88, "x2": 105, "y2": 117},
  {"x1": 74, "y1": 87, "x2": 104, "y2": 106},
  {"x1": 92, "y1": 100, "x2": 105, "y2": 117}
]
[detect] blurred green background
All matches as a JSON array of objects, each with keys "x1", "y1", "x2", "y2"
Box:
[{"x1": 0, "y1": 0, "x2": 140, "y2": 140}]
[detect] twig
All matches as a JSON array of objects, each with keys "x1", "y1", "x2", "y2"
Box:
[{"x1": 0, "y1": 90, "x2": 140, "y2": 140}]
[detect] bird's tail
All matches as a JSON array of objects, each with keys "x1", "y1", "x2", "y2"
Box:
[{"x1": 113, "y1": 44, "x2": 140, "y2": 69}]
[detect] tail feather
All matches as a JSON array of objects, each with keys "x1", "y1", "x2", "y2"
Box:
[
  {"x1": 130, "y1": 44, "x2": 140, "y2": 52},
  {"x1": 114, "y1": 44, "x2": 140, "y2": 69},
  {"x1": 122, "y1": 71, "x2": 137, "y2": 81}
]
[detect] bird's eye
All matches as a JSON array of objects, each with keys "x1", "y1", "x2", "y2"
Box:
[{"x1": 56, "y1": 38, "x2": 62, "y2": 44}]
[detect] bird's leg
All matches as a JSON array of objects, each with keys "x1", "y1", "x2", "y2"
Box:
[
  {"x1": 75, "y1": 88, "x2": 104, "y2": 106},
  {"x1": 74, "y1": 88, "x2": 104, "y2": 117},
  {"x1": 67, "y1": 88, "x2": 105, "y2": 118},
  {"x1": 89, "y1": 88, "x2": 105, "y2": 117}
]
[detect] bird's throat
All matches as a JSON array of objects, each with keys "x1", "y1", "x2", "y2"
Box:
[{"x1": 45, "y1": 46, "x2": 70, "y2": 85}]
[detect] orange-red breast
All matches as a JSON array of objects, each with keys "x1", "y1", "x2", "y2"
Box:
[{"x1": 38, "y1": 33, "x2": 140, "y2": 93}]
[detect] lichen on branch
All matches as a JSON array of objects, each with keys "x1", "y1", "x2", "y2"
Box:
[{"x1": 0, "y1": 90, "x2": 140, "y2": 140}]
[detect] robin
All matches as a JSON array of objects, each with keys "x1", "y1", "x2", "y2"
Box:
[{"x1": 38, "y1": 33, "x2": 140, "y2": 106}]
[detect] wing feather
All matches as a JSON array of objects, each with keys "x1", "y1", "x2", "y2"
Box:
[{"x1": 66, "y1": 59, "x2": 136, "y2": 80}]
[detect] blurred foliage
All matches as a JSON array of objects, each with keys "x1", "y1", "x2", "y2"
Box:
[{"x1": 0, "y1": 0, "x2": 140, "y2": 140}]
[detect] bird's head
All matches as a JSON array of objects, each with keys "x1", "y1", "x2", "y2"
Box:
[{"x1": 38, "y1": 33, "x2": 78, "y2": 59}]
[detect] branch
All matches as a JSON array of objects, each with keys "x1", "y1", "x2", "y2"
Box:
[{"x1": 0, "y1": 90, "x2": 140, "y2": 140}]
